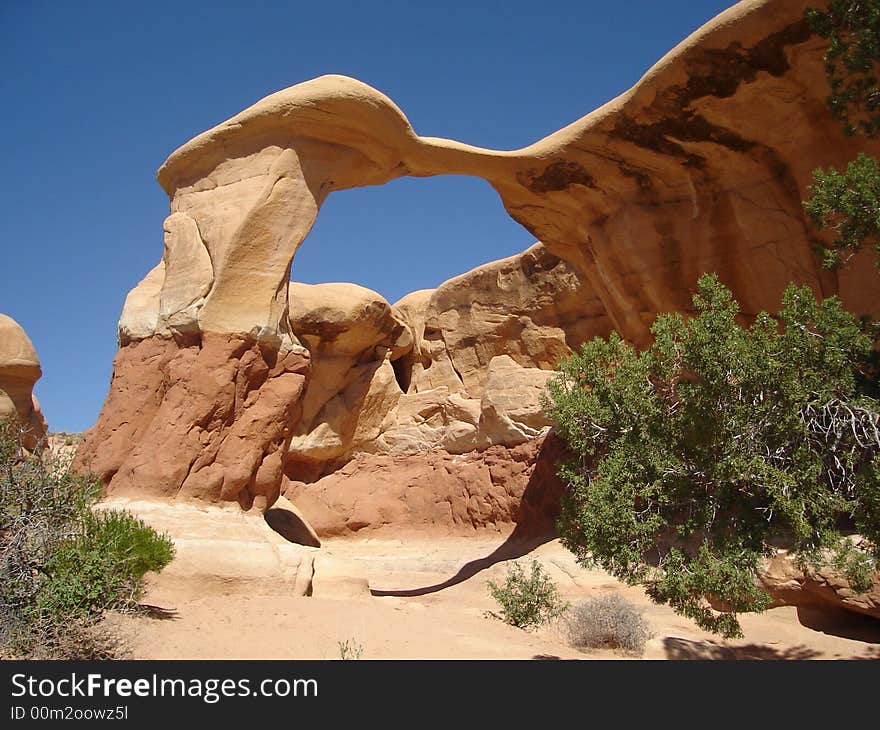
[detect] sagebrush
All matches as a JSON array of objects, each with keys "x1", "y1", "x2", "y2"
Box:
[
  {"x1": 0, "y1": 419, "x2": 174, "y2": 658},
  {"x1": 337, "y1": 638, "x2": 364, "y2": 660},
  {"x1": 565, "y1": 593, "x2": 652, "y2": 656}
]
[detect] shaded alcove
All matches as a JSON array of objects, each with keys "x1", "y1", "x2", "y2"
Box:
[
  {"x1": 289, "y1": 174, "x2": 535, "y2": 304},
  {"x1": 265, "y1": 505, "x2": 322, "y2": 548}
]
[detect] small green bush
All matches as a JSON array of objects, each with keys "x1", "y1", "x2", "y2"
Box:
[
  {"x1": 804, "y1": 152, "x2": 880, "y2": 269},
  {"x1": 35, "y1": 510, "x2": 175, "y2": 618},
  {"x1": 487, "y1": 560, "x2": 567, "y2": 629},
  {"x1": 566, "y1": 593, "x2": 652, "y2": 656},
  {"x1": 0, "y1": 418, "x2": 174, "y2": 658}
]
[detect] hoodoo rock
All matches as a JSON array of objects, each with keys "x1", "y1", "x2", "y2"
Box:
[
  {"x1": 0, "y1": 314, "x2": 47, "y2": 449},
  {"x1": 77, "y1": 0, "x2": 880, "y2": 542}
]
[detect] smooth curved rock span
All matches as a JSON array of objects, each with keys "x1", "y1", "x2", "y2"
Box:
[{"x1": 130, "y1": 0, "x2": 879, "y2": 348}]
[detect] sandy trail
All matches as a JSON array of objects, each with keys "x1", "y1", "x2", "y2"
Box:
[{"x1": 106, "y1": 499, "x2": 880, "y2": 660}]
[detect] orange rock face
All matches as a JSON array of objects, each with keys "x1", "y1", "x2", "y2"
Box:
[
  {"x1": 75, "y1": 335, "x2": 309, "y2": 509},
  {"x1": 284, "y1": 434, "x2": 567, "y2": 538}
]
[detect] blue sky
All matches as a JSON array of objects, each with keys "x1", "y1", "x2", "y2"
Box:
[{"x1": 0, "y1": 0, "x2": 734, "y2": 431}]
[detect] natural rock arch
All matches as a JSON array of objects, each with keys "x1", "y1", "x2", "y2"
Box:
[{"x1": 76, "y1": 0, "x2": 880, "y2": 518}]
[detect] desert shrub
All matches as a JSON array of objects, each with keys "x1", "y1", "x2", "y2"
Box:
[
  {"x1": 35, "y1": 510, "x2": 175, "y2": 618},
  {"x1": 5, "y1": 615, "x2": 129, "y2": 660},
  {"x1": 545, "y1": 275, "x2": 880, "y2": 639},
  {"x1": 565, "y1": 593, "x2": 651, "y2": 656},
  {"x1": 487, "y1": 559, "x2": 567, "y2": 629},
  {"x1": 337, "y1": 638, "x2": 364, "y2": 660},
  {"x1": 0, "y1": 418, "x2": 174, "y2": 658}
]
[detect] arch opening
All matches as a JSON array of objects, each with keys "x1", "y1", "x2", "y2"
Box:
[{"x1": 288, "y1": 174, "x2": 535, "y2": 305}]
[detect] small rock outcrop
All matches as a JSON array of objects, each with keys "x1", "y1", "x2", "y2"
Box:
[
  {"x1": 0, "y1": 314, "x2": 47, "y2": 449},
  {"x1": 759, "y1": 552, "x2": 880, "y2": 621}
]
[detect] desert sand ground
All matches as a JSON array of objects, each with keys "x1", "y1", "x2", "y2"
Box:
[{"x1": 105, "y1": 499, "x2": 880, "y2": 660}]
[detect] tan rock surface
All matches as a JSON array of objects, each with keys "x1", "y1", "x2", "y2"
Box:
[
  {"x1": 158, "y1": 212, "x2": 213, "y2": 335},
  {"x1": 285, "y1": 282, "x2": 408, "y2": 478},
  {"x1": 289, "y1": 282, "x2": 410, "y2": 359},
  {"x1": 0, "y1": 313, "x2": 47, "y2": 448},
  {"x1": 340, "y1": 246, "x2": 582, "y2": 459},
  {"x1": 281, "y1": 269, "x2": 571, "y2": 477},
  {"x1": 478, "y1": 356, "x2": 553, "y2": 446},
  {"x1": 413, "y1": 243, "x2": 606, "y2": 398},
  {"x1": 98, "y1": 498, "x2": 317, "y2": 597},
  {"x1": 118, "y1": 262, "x2": 165, "y2": 345},
  {"x1": 367, "y1": 387, "x2": 483, "y2": 456},
  {"x1": 759, "y1": 552, "x2": 880, "y2": 621}
]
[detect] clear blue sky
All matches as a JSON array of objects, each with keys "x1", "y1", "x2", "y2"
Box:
[{"x1": 0, "y1": 0, "x2": 735, "y2": 432}]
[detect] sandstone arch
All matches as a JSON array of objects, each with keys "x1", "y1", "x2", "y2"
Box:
[{"x1": 76, "y1": 0, "x2": 880, "y2": 516}]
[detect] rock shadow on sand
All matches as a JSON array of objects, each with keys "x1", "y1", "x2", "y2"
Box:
[
  {"x1": 663, "y1": 638, "x2": 822, "y2": 660},
  {"x1": 371, "y1": 433, "x2": 565, "y2": 597},
  {"x1": 370, "y1": 531, "x2": 555, "y2": 597}
]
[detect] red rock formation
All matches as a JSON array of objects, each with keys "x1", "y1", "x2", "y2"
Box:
[
  {"x1": 70, "y1": 0, "x2": 880, "y2": 624},
  {"x1": 76, "y1": 334, "x2": 308, "y2": 509},
  {"x1": 284, "y1": 433, "x2": 566, "y2": 537}
]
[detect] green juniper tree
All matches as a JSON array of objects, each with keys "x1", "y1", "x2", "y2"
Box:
[
  {"x1": 546, "y1": 276, "x2": 880, "y2": 638},
  {"x1": 804, "y1": 1, "x2": 880, "y2": 269}
]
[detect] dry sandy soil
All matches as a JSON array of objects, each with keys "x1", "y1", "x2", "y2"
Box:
[{"x1": 105, "y1": 499, "x2": 880, "y2": 660}]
